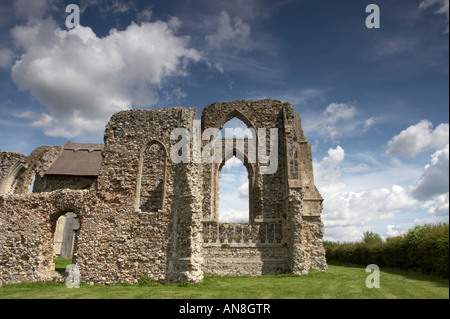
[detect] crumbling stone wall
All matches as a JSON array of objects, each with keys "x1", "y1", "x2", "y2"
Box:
[
  {"x1": 282, "y1": 106, "x2": 327, "y2": 272},
  {"x1": 0, "y1": 190, "x2": 88, "y2": 284},
  {"x1": 0, "y1": 146, "x2": 62, "y2": 195},
  {"x1": 0, "y1": 150, "x2": 27, "y2": 194},
  {"x1": 0, "y1": 190, "x2": 171, "y2": 285},
  {"x1": 98, "y1": 106, "x2": 204, "y2": 283},
  {"x1": 0, "y1": 99, "x2": 327, "y2": 285},
  {"x1": 200, "y1": 100, "x2": 327, "y2": 276}
]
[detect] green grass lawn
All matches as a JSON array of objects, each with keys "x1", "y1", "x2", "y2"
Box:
[
  {"x1": 53, "y1": 257, "x2": 73, "y2": 273},
  {"x1": 0, "y1": 262, "x2": 448, "y2": 299}
]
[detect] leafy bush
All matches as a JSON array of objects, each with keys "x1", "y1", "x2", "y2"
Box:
[
  {"x1": 324, "y1": 223, "x2": 449, "y2": 278},
  {"x1": 382, "y1": 236, "x2": 409, "y2": 268},
  {"x1": 414, "y1": 223, "x2": 449, "y2": 277},
  {"x1": 362, "y1": 231, "x2": 382, "y2": 245}
]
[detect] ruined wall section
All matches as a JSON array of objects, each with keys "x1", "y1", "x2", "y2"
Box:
[
  {"x1": 0, "y1": 150, "x2": 27, "y2": 194},
  {"x1": 17, "y1": 146, "x2": 63, "y2": 194},
  {"x1": 98, "y1": 108, "x2": 190, "y2": 205},
  {"x1": 0, "y1": 189, "x2": 175, "y2": 285},
  {"x1": 200, "y1": 100, "x2": 291, "y2": 276},
  {"x1": 74, "y1": 193, "x2": 172, "y2": 284},
  {"x1": 282, "y1": 105, "x2": 327, "y2": 273},
  {"x1": 1, "y1": 99, "x2": 327, "y2": 285},
  {"x1": 166, "y1": 159, "x2": 204, "y2": 283},
  {"x1": 0, "y1": 190, "x2": 89, "y2": 285},
  {"x1": 1, "y1": 107, "x2": 204, "y2": 286},
  {"x1": 98, "y1": 107, "x2": 204, "y2": 283},
  {"x1": 0, "y1": 146, "x2": 62, "y2": 195}
]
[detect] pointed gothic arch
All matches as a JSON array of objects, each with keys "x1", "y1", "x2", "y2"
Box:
[
  {"x1": 0, "y1": 161, "x2": 26, "y2": 194},
  {"x1": 216, "y1": 146, "x2": 257, "y2": 223}
]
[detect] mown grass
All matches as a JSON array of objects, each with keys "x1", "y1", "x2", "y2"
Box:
[
  {"x1": 53, "y1": 257, "x2": 73, "y2": 273},
  {"x1": 0, "y1": 263, "x2": 448, "y2": 299}
]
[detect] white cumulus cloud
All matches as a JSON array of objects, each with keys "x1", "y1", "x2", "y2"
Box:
[
  {"x1": 313, "y1": 144, "x2": 443, "y2": 242},
  {"x1": 313, "y1": 145, "x2": 345, "y2": 186},
  {"x1": 303, "y1": 103, "x2": 362, "y2": 141},
  {"x1": 386, "y1": 225, "x2": 405, "y2": 237},
  {"x1": 238, "y1": 181, "x2": 249, "y2": 198},
  {"x1": 426, "y1": 193, "x2": 449, "y2": 217},
  {"x1": 327, "y1": 145, "x2": 345, "y2": 162},
  {"x1": 219, "y1": 208, "x2": 249, "y2": 223},
  {"x1": 10, "y1": 18, "x2": 202, "y2": 138},
  {"x1": 410, "y1": 144, "x2": 449, "y2": 201},
  {"x1": 386, "y1": 120, "x2": 449, "y2": 158}
]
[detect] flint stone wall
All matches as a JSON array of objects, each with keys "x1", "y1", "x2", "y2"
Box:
[
  {"x1": 0, "y1": 146, "x2": 62, "y2": 195},
  {"x1": 200, "y1": 100, "x2": 326, "y2": 276},
  {"x1": 0, "y1": 151, "x2": 27, "y2": 194},
  {"x1": 0, "y1": 190, "x2": 171, "y2": 285},
  {"x1": 0, "y1": 99, "x2": 327, "y2": 285}
]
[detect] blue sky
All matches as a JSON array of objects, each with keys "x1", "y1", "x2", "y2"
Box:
[{"x1": 0, "y1": 0, "x2": 448, "y2": 241}]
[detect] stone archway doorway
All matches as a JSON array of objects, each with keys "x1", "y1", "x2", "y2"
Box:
[{"x1": 52, "y1": 211, "x2": 80, "y2": 275}]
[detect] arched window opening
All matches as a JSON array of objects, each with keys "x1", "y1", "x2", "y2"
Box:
[
  {"x1": 135, "y1": 140, "x2": 167, "y2": 212},
  {"x1": 212, "y1": 113, "x2": 256, "y2": 223},
  {"x1": 218, "y1": 156, "x2": 250, "y2": 223},
  {"x1": 217, "y1": 117, "x2": 255, "y2": 140},
  {"x1": 53, "y1": 212, "x2": 79, "y2": 273}
]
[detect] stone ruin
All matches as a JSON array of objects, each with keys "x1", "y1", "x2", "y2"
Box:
[{"x1": 0, "y1": 99, "x2": 327, "y2": 285}]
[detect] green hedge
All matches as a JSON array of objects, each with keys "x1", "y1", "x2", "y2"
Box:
[{"x1": 324, "y1": 223, "x2": 449, "y2": 278}]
